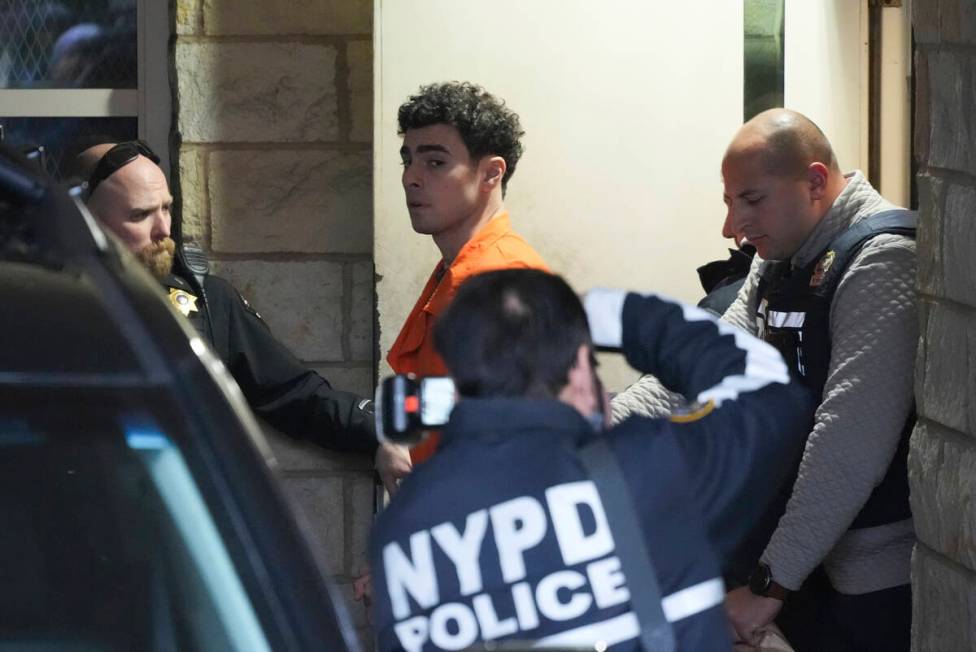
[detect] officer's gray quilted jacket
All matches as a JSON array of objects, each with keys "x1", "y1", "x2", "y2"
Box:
[{"x1": 611, "y1": 171, "x2": 917, "y2": 594}]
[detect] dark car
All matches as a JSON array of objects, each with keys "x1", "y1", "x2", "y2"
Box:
[{"x1": 0, "y1": 144, "x2": 362, "y2": 651}]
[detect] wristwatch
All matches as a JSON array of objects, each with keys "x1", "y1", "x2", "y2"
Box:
[{"x1": 748, "y1": 562, "x2": 790, "y2": 601}]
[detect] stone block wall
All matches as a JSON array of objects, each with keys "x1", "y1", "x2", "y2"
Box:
[
  {"x1": 911, "y1": 1, "x2": 976, "y2": 648},
  {"x1": 172, "y1": 0, "x2": 375, "y2": 644}
]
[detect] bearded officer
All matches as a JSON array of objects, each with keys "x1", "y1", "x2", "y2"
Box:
[{"x1": 73, "y1": 140, "x2": 403, "y2": 482}]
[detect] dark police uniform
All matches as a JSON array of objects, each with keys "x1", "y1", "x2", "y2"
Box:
[
  {"x1": 696, "y1": 244, "x2": 756, "y2": 318},
  {"x1": 162, "y1": 243, "x2": 375, "y2": 454},
  {"x1": 370, "y1": 292, "x2": 814, "y2": 651}
]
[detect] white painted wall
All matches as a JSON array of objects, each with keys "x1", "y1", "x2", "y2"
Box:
[
  {"x1": 784, "y1": 0, "x2": 910, "y2": 205},
  {"x1": 879, "y1": 6, "x2": 911, "y2": 207},
  {"x1": 374, "y1": 0, "x2": 909, "y2": 391},
  {"x1": 784, "y1": 0, "x2": 869, "y2": 173},
  {"x1": 375, "y1": 0, "x2": 744, "y2": 390}
]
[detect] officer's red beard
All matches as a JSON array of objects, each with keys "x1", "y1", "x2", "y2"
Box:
[{"x1": 136, "y1": 237, "x2": 176, "y2": 280}]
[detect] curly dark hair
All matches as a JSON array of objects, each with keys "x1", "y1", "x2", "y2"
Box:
[{"x1": 397, "y1": 81, "x2": 525, "y2": 192}]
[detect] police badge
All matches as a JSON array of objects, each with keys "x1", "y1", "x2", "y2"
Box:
[
  {"x1": 810, "y1": 250, "x2": 836, "y2": 287},
  {"x1": 168, "y1": 288, "x2": 199, "y2": 316}
]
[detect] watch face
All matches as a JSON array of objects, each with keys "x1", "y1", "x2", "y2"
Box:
[{"x1": 749, "y1": 563, "x2": 772, "y2": 595}]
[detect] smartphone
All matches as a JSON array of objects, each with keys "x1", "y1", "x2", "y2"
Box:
[{"x1": 375, "y1": 374, "x2": 456, "y2": 445}]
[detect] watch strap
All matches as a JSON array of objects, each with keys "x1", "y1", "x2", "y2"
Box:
[
  {"x1": 763, "y1": 580, "x2": 790, "y2": 601},
  {"x1": 749, "y1": 562, "x2": 790, "y2": 601}
]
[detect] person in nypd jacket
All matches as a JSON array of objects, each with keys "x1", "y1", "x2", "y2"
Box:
[{"x1": 368, "y1": 269, "x2": 814, "y2": 651}]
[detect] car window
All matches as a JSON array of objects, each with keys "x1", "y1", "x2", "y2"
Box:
[{"x1": 0, "y1": 414, "x2": 271, "y2": 652}]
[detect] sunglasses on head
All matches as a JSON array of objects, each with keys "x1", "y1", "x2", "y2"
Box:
[{"x1": 86, "y1": 140, "x2": 160, "y2": 196}]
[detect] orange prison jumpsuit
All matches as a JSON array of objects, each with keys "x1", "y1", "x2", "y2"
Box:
[{"x1": 386, "y1": 212, "x2": 549, "y2": 463}]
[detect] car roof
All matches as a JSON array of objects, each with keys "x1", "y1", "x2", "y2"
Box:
[{"x1": 1, "y1": 261, "x2": 143, "y2": 377}]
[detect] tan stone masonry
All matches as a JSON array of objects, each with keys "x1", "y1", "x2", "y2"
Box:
[
  {"x1": 173, "y1": 0, "x2": 375, "y2": 646},
  {"x1": 911, "y1": 0, "x2": 976, "y2": 648}
]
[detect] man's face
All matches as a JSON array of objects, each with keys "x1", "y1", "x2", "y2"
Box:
[
  {"x1": 400, "y1": 124, "x2": 484, "y2": 237},
  {"x1": 88, "y1": 155, "x2": 175, "y2": 277},
  {"x1": 721, "y1": 150, "x2": 817, "y2": 261}
]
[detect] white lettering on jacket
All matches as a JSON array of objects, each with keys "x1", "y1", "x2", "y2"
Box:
[
  {"x1": 490, "y1": 496, "x2": 548, "y2": 583},
  {"x1": 382, "y1": 481, "x2": 628, "y2": 650},
  {"x1": 546, "y1": 481, "x2": 615, "y2": 565},
  {"x1": 431, "y1": 510, "x2": 488, "y2": 596},
  {"x1": 384, "y1": 530, "x2": 439, "y2": 620},
  {"x1": 382, "y1": 481, "x2": 723, "y2": 651}
]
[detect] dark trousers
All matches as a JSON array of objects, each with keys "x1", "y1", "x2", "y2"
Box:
[{"x1": 777, "y1": 568, "x2": 911, "y2": 652}]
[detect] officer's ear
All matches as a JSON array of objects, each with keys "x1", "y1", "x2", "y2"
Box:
[
  {"x1": 806, "y1": 162, "x2": 830, "y2": 200},
  {"x1": 480, "y1": 155, "x2": 506, "y2": 193},
  {"x1": 558, "y1": 345, "x2": 599, "y2": 418}
]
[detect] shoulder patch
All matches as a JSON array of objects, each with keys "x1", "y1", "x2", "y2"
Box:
[
  {"x1": 238, "y1": 293, "x2": 263, "y2": 321},
  {"x1": 669, "y1": 400, "x2": 716, "y2": 424}
]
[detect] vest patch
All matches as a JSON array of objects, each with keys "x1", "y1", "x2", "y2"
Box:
[
  {"x1": 766, "y1": 310, "x2": 806, "y2": 329},
  {"x1": 809, "y1": 250, "x2": 836, "y2": 287}
]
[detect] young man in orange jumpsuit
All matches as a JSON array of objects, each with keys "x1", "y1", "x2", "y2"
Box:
[{"x1": 385, "y1": 81, "x2": 549, "y2": 472}]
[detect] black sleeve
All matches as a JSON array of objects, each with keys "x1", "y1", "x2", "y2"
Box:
[
  {"x1": 204, "y1": 276, "x2": 377, "y2": 454},
  {"x1": 601, "y1": 291, "x2": 815, "y2": 566}
]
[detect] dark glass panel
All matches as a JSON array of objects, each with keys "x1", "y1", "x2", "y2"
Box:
[
  {"x1": 744, "y1": 0, "x2": 785, "y2": 121},
  {"x1": 0, "y1": 0, "x2": 136, "y2": 89},
  {"x1": 1, "y1": 116, "x2": 137, "y2": 180}
]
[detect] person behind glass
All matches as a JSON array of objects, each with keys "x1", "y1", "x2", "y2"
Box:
[
  {"x1": 71, "y1": 140, "x2": 404, "y2": 485},
  {"x1": 47, "y1": 5, "x2": 137, "y2": 89},
  {"x1": 384, "y1": 81, "x2": 550, "y2": 474},
  {"x1": 370, "y1": 269, "x2": 814, "y2": 651}
]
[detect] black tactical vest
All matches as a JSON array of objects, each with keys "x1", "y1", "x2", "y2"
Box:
[{"x1": 755, "y1": 210, "x2": 916, "y2": 530}]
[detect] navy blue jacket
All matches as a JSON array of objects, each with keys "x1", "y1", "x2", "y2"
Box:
[{"x1": 370, "y1": 292, "x2": 814, "y2": 651}]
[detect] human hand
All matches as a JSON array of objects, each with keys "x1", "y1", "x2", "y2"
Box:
[
  {"x1": 353, "y1": 567, "x2": 373, "y2": 625},
  {"x1": 353, "y1": 568, "x2": 372, "y2": 604},
  {"x1": 375, "y1": 442, "x2": 412, "y2": 495},
  {"x1": 725, "y1": 586, "x2": 784, "y2": 647}
]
